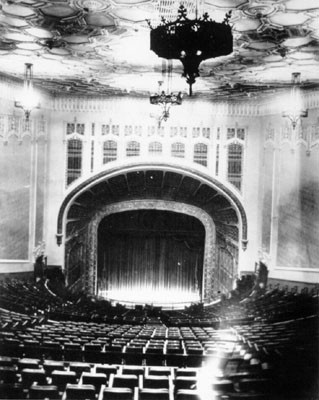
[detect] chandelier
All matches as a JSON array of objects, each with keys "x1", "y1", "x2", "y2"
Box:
[
  {"x1": 150, "y1": 80, "x2": 182, "y2": 127},
  {"x1": 15, "y1": 63, "x2": 40, "y2": 122},
  {"x1": 148, "y1": 5, "x2": 233, "y2": 96},
  {"x1": 282, "y1": 72, "x2": 308, "y2": 130}
]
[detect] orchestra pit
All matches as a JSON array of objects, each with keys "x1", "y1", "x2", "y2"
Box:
[{"x1": 0, "y1": 0, "x2": 318, "y2": 399}]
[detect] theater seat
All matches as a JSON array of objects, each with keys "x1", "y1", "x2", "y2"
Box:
[
  {"x1": 29, "y1": 384, "x2": 60, "y2": 399},
  {"x1": 65, "y1": 383, "x2": 96, "y2": 399},
  {"x1": 236, "y1": 378, "x2": 271, "y2": 393},
  {"x1": 111, "y1": 374, "x2": 139, "y2": 390},
  {"x1": 21, "y1": 368, "x2": 47, "y2": 387},
  {"x1": 95, "y1": 365, "x2": 118, "y2": 378},
  {"x1": 121, "y1": 366, "x2": 144, "y2": 376},
  {"x1": 69, "y1": 362, "x2": 91, "y2": 376},
  {"x1": 81, "y1": 372, "x2": 107, "y2": 390},
  {"x1": 147, "y1": 367, "x2": 172, "y2": 376},
  {"x1": 139, "y1": 388, "x2": 170, "y2": 400},
  {"x1": 102, "y1": 387, "x2": 134, "y2": 400},
  {"x1": 0, "y1": 366, "x2": 17, "y2": 384},
  {"x1": 211, "y1": 379, "x2": 234, "y2": 392},
  {"x1": 51, "y1": 370, "x2": 77, "y2": 390},
  {"x1": 175, "y1": 368, "x2": 198, "y2": 377},
  {"x1": 1, "y1": 339, "x2": 23, "y2": 357},
  {"x1": 43, "y1": 360, "x2": 65, "y2": 375},
  {"x1": 174, "y1": 377, "x2": 197, "y2": 392},
  {"x1": 0, "y1": 383, "x2": 25, "y2": 399},
  {"x1": 0, "y1": 356, "x2": 14, "y2": 367},
  {"x1": 18, "y1": 358, "x2": 41, "y2": 370},
  {"x1": 143, "y1": 376, "x2": 170, "y2": 389},
  {"x1": 64, "y1": 343, "x2": 83, "y2": 362}
]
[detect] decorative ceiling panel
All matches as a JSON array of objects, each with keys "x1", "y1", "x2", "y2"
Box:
[{"x1": 0, "y1": 0, "x2": 318, "y2": 99}]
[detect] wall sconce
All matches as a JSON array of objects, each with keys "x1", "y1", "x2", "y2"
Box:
[
  {"x1": 15, "y1": 63, "x2": 40, "y2": 122},
  {"x1": 282, "y1": 72, "x2": 308, "y2": 130}
]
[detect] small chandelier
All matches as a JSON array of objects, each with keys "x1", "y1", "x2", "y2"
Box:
[
  {"x1": 15, "y1": 63, "x2": 40, "y2": 122},
  {"x1": 150, "y1": 80, "x2": 182, "y2": 126},
  {"x1": 282, "y1": 72, "x2": 308, "y2": 130},
  {"x1": 148, "y1": 5, "x2": 233, "y2": 96}
]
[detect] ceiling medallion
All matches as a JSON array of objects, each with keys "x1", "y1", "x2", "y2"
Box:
[
  {"x1": 72, "y1": 0, "x2": 111, "y2": 13},
  {"x1": 147, "y1": 4, "x2": 233, "y2": 96},
  {"x1": 241, "y1": 2, "x2": 277, "y2": 18}
]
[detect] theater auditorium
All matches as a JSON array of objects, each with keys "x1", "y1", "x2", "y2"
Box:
[{"x1": 0, "y1": 0, "x2": 318, "y2": 399}]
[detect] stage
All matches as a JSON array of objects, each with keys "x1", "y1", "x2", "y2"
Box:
[{"x1": 98, "y1": 287, "x2": 201, "y2": 310}]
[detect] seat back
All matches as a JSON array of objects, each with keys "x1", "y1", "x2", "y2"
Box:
[
  {"x1": 81, "y1": 372, "x2": 107, "y2": 389},
  {"x1": 174, "y1": 377, "x2": 197, "y2": 392},
  {"x1": 0, "y1": 383, "x2": 25, "y2": 399},
  {"x1": 0, "y1": 356, "x2": 14, "y2": 367},
  {"x1": 65, "y1": 383, "x2": 96, "y2": 400},
  {"x1": 103, "y1": 387, "x2": 133, "y2": 400},
  {"x1": 122, "y1": 366, "x2": 144, "y2": 376},
  {"x1": 51, "y1": 370, "x2": 77, "y2": 389},
  {"x1": 139, "y1": 388, "x2": 170, "y2": 400},
  {"x1": 0, "y1": 366, "x2": 17, "y2": 383},
  {"x1": 112, "y1": 374, "x2": 139, "y2": 389},
  {"x1": 96, "y1": 365, "x2": 118, "y2": 378},
  {"x1": 18, "y1": 358, "x2": 41, "y2": 370},
  {"x1": 29, "y1": 384, "x2": 60, "y2": 400},
  {"x1": 43, "y1": 360, "x2": 65, "y2": 375},
  {"x1": 143, "y1": 376, "x2": 170, "y2": 389},
  {"x1": 69, "y1": 362, "x2": 91, "y2": 376},
  {"x1": 147, "y1": 367, "x2": 172, "y2": 376},
  {"x1": 21, "y1": 368, "x2": 47, "y2": 386}
]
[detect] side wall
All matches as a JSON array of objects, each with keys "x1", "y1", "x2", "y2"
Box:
[
  {"x1": 0, "y1": 76, "x2": 50, "y2": 274},
  {"x1": 259, "y1": 93, "x2": 319, "y2": 284}
]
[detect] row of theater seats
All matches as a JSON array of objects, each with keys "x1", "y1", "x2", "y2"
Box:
[
  {"x1": 0, "y1": 316, "x2": 240, "y2": 367},
  {"x1": 1, "y1": 280, "x2": 317, "y2": 328},
  {"x1": 0, "y1": 279, "x2": 318, "y2": 399},
  {"x1": 0, "y1": 356, "x2": 278, "y2": 400}
]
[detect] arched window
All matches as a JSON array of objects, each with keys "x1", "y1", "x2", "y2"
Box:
[
  {"x1": 126, "y1": 141, "x2": 140, "y2": 157},
  {"x1": 66, "y1": 139, "x2": 82, "y2": 186},
  {"x1": 194, "y1": 143, "x2": 208, "y2": 166},
  {"x1": 149, "y1": 141, "x2": 162, "y2": 156},
  {"x1": 227, "y1": 143, "x2": 243, "y2": 191},
  {"x1": 171, "y1": 142, "x2": 185, "y2": 158},
  {"x1": 103, "y1": 140, "x2": 117, "y2": 164}
]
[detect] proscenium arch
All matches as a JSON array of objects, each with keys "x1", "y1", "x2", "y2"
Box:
[
  {"x1": 57, "y1": 164, "x2": 248, "y2": 301},
  {"x1": 57, "y1": 163, "x2": 248, "y2": 248},
  {"x1": 87, "y1": 200, "x2": 215, "y2": 301}
]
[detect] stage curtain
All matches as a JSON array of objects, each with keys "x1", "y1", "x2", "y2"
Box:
[{"x1": 97, "y1": 233, "x2": 203, "y2": 299}]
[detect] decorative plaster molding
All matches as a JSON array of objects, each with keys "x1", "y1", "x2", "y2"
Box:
[
  {"x1": 57, "y1": 163, "x2": 248, "y2": 248},
  {"x1": 0, "y1": 113, "x2": 48, "y2": 144},
  {"x1": 260, "y1": 90, "x2": 319, "y2": 116},
  {"x1": 52, "y1": 96, "x2": 260, "y2": 116},
  {"x1": 264, "y1": 117, "x2": 319, "y2": 155}
]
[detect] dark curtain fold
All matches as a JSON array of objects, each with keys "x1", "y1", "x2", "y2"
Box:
[{"x1": 97, "y1": 233, "x2": 203, "y2": 299}]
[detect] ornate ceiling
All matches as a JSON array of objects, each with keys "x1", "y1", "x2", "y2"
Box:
[{"x1": 0, "y1": 0, "x2": 318, "y2": 99}]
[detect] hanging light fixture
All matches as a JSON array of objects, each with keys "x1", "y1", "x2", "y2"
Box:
[
  {"x1": 282, "y1": 72, "x2": 308, "y2": 130},
  {"x1": 150, "y1": 81, "x2": 182, "y2": 126},
  {"x1": 15, "y1": 63, "x2": 40, "y2": 122},
  {"x1": 150, "y1": 61, "x2": 182, "y2": 126},
  {"x1": 147, "y1": 5, "x2": 233, "y2": 96}
]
